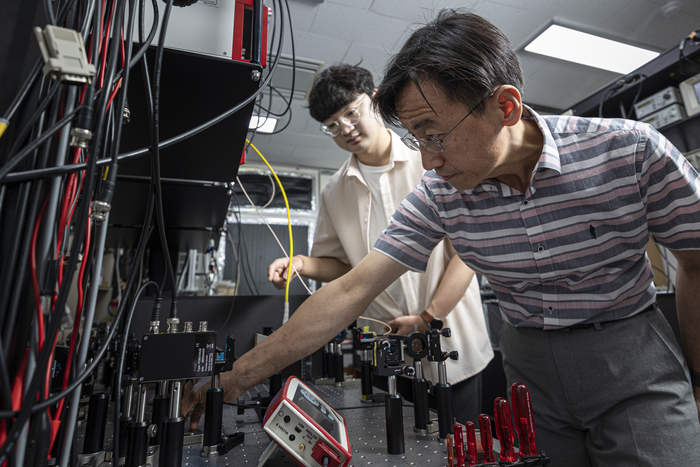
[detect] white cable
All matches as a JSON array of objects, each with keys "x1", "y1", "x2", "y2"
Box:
[
  {"x1": 235, "y1": 176, "x2": 313, "y2": 296},
  {"x1": 357, "y1": 316, "x2": 392, "y2": 335},
  {"x1": 261, "y1": 173, "x2": 276, "y2": 209}
]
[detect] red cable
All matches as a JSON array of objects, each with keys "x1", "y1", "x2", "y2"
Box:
[
  {"x1": 0, "y1": 349, "x2": 29, "y2": 467},
  {"x1": 99, "y1": 0, "x2": 117, "y2": 89},
  {"x1": 106, "y1": 78, "x2": 123, "y2": 114},
  {"x1": 29, "y1": 198, "x2": 55, "y2": 403},
  {"x1": 120, "y1": 25, "x2": 125, "y2": 67},
  {"x1": 56, "y1": 148, "x2": 84, "y2": 286},
  {"x1": 105, "y1": 24, "x2": 126, "y2": 113},
  {"x1": 48, "y1": 202, "x2": 92, "y2": 456},
  {"x1": 50, "y1": 211, "x2": 91, "y2": 457},
  {"x1": 76, "y1": 215, "x2": 92, "y2": 325},
  {"x1": 31, "y1": 199, "x2": 49, "y2": 352}
]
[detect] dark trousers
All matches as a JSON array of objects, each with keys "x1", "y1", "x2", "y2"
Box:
[
  {"x1": 499, "y1": 308, "x2": 700, "y2": 466},
  {"x1": 450, "y1": 371, "x2": 482, "y2": 424}
]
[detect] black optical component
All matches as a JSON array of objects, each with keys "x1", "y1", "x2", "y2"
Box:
[{"x1": 404, "y1": 331, "x2": 429, "y2": 360}]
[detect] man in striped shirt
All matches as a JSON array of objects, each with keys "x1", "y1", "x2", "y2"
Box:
[
  {"x1": 370, "y1": 9, "x2": 700, "y2": 465},
  {"x1": 182, "y1": 9, "x2": 700, "y2": 464}
]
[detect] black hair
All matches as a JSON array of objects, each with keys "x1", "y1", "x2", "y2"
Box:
[
  {"x1": 307, "y1": 64, "x2": 375, "y2": 122},
  {"x1": 373, "y1": 9, "x2": 524, "y2": 126}
]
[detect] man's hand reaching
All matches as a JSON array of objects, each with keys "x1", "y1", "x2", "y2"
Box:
[
  {"x1": 387, "y1": 315, "x2": 428, "y2": 335},
  {"x1": 180, "y1": 378, "x2": 211, "y2": 430},
  {"x1": 180, "y1": 373, "x2": 244, "y2": 430},
  {"x1": 268, "y1": 256, "x2": 305, "y2": 289}
]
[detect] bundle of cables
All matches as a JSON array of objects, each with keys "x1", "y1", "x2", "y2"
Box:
[{"x1": 0, "y1": 0, "x2": 294, "y2": 464}]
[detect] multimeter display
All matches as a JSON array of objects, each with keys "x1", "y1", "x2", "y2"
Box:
[
  {"x1": 292, "y1": 387, "x2": 340, "y2": 438},
  {"x1": 263, "y1": 376, "x2": 352, "y2": 467}
]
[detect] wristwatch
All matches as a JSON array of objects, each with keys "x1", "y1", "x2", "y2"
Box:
[
  {"x1": 690, "y1": 368, "x2": 700, "y2": 388},
  {"x1": 420, "y1": 310, "x2": 434, "y2": 327}
]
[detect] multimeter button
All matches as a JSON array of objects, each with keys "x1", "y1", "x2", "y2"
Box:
[{"x1": 284, "y1": 416, "x2": 291, "y2": 423}]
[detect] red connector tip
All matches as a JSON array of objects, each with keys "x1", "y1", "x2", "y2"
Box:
[
  {"x1": 494, "y1": 397, "x2": 517, "y2": 462},
  {"x1": 464, "y1": 422, "x2": 478, "y2": 465},
  {"x1": 453, "y1": 423, "x2": 467, "y2": 467},
  {"x1": 478, "y1": 414, "x2": 496, "y2": 463},
  {"x1": 511, "y1": 383, "x2": 538, "y2": 456},
  {"x1": 446, "y1": 434, "x2": 455, "y2": 467}
]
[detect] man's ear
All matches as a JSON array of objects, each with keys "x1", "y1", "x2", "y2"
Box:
[{"x1": 494, "y1": 86, "x2": 523, "y2": 127}]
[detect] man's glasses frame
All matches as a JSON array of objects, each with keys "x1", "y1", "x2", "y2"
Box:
[
  {"x1": 401, "y1": 91, "x2": 495, "y2": 153},
  {"x1": 319, "y1": 95, "x2": 366, "y2": 137}
]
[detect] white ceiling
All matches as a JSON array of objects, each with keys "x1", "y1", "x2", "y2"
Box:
[{"x1": 247, "y1": 0, "x2": 700, "y2": 172}]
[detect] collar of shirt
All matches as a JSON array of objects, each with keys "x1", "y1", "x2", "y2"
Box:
[
  {"x1": 345, "y1": 129, "x2": 409, "y2": 184},
  {"x1": 465, "y1": 105, "x2": 562, "y2": 198}
]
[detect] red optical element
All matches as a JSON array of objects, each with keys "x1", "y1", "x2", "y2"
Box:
[
  {"x1": 511, "y1": 383, "x2": 538, "y2": 456},
  {"x1": 446, "y1": 434, "x2": 455, "y2": 467},
  {"x1": 478, "y1": 414, "x2": 496, "y2": 463},
  {"x1": 494, "y1": 397, "x2": 517, "y2": 462},
  {"x1": 464, "y1": 422, "x2": 478, "y2": 466},
  {"x1": 453, "y1": 423, "x2": 467, "y2": 467}
]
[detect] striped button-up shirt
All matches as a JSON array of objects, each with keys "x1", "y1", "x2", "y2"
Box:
[{"x1": 375, "y1": 107, "x2": 700, "y2": 329}]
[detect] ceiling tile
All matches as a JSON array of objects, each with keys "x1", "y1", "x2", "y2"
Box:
[
  {"x1": 471, "y1": 1, "x2": 551, "y2": 48},
  {"x1": 596, "y1": 0, "x2": 700, "y2": 49},
  {"x1": 310, "y1": 3, "x2": 408, "y2": 50},
  {"x1": 283, "y1": 0, "x2": 322, "y2": 32},
  {"x1": 500, "y1": 0, "x2": 629, "y2": 45},
  {"x1": 341, "y1": 42, "x2": 393, "y2": 78},
  {"x1": 646, "y1": 0, "x2": 700, "y2": 16},
  {"x1": 519, "y1": 53, "x2": 621, "y2": 110},
  {"x1": 279, "y1": 29, "x2": 349, "y2": 60},
  {"x1": 326, "y1": 0, "x2": 375, "y2": 10},
  {"x1": 370, "y1": 0, "x2": 438, "y2": 22}
]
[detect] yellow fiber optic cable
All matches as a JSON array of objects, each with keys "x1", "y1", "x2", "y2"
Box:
[{"x1": 245, "y1": 140, "x2": 294, "y2": 322}]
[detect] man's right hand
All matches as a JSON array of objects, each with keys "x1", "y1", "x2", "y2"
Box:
[
  {"x1": 181, "y1": 373, "x2": 241, "y2": 430},
  {"x1": 181, "y1": 378, "x2": 211, "y2": 430},
  {"x1": 268, "y1": 256, "x2": 305, "y2": 289}
]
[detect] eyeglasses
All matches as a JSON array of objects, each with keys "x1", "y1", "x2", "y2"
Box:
[
  {"x1": 401, "y1": 91, "x2": 494, "y2": 153},
  {"x1": 319, "y1": 96, "x2": 366, "y2": 137}
]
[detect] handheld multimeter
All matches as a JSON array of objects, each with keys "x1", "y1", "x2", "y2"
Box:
[{"x1": 262, "y1": 376, "x2": 352, "y2": 467}]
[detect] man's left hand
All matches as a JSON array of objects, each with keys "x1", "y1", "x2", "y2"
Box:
[{"x1": 387, "y1": 315, "x2": 428, "y2": 335}]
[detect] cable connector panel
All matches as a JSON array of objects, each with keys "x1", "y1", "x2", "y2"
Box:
[{"x1": 34, "y1": 25, "x2": 96, "y2": 85}]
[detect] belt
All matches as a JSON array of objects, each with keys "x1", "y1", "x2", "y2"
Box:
[{"x1": 557, "y1": 303, "x2": 657, "y2": 332}]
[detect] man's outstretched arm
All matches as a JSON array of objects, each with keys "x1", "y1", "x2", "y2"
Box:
[{"x1": 182, "y1": 250, "x2": 409, "y2": 428}]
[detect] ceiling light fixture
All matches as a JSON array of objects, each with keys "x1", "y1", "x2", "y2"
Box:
[
  {"x1": 249, "y1": 115, "x2": 278, "y2": 133},
  {"x1": 524, "y1": 24, "x2": 659, "y2": 74}
]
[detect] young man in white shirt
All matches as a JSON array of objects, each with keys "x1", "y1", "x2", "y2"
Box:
[{"x1": 267, "y1": 64, "x2": 493, "y2": 424}]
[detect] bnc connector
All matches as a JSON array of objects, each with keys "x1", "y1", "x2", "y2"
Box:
[
  {"x1": 90, "y1": 200, "x2": 111, "y2": 221},
  {"x1": 69, "y1": 127, "x2": 93, "y2": 148}
]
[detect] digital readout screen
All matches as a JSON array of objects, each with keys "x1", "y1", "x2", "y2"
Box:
[{"x1": 291, "y1": 386, "x2": 341, "y2": 441}]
